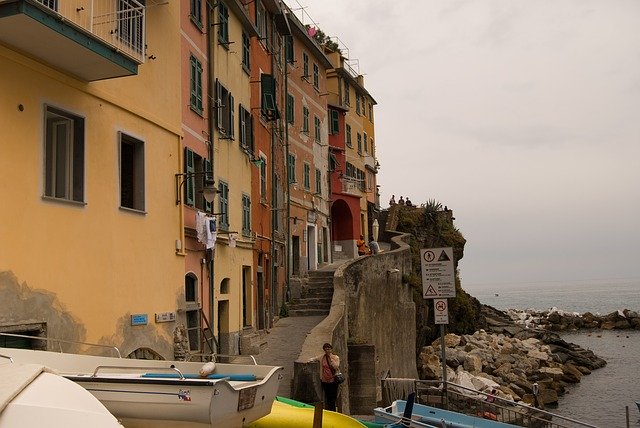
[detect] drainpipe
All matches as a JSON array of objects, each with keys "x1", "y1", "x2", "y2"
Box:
[
  {"x1": 284, "y1": 54, "x2": 291, "y2": 303},
  {"x1": 269, "y1": 13, "x2": 277, "y2": 321},
  {"x1": 281, "y1": 10, "x2": 292, "y2": 304},
  {"x1": 206, "y1": 0, "x2": 216, "y2": 349}
]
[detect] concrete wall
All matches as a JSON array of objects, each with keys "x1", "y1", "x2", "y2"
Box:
[{"x1": 293, "y1": 232, "x2": 416, "y2": 413}]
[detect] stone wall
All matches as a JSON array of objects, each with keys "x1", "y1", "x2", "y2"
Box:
[{"x1": 292, "y1": 232, "x2": 417, "y2": 413}]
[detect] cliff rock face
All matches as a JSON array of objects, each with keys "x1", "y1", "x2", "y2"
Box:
[{"x1": 391, "y1": 205, "x2": 485, "y2": 348}]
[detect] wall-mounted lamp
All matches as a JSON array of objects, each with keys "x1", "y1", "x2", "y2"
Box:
[
  {"x1": 375, "y1": 160, "x2": 381, "y2": 170},
  {"x1": 175, "y1": 172, "x2": 220, "y2": 205},
  {"x1": 251, "y1": 157, "x2": 265, "y2": 167}
]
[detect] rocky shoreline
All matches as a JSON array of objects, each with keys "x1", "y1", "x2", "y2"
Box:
[
  {"x1": 506, "y1": 307, "x2": 640, "y2": 331},
  {"x1": 418, "y1": 305, "x2": 610, "y2": 407}
]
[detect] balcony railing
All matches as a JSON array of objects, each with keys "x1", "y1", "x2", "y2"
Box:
[
  {"x1": 341, "y1": 175, "x2": 364, "y2": 196},
  {"x1": 31, "y1": 0, "x2": 145, "y2": 63}
]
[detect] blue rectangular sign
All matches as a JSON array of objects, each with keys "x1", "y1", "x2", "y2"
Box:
[{"x1": 131, "y1": 314, "x2": 148, "y2": 326}]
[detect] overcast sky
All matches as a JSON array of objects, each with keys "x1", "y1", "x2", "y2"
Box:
[{"x1": 286, "y1": 0, "x2": 640, "y2": 288}]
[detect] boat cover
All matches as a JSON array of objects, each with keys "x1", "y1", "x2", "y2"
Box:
[{"x1": 0, "y1": 363, "x2": 54, "y2": 413}]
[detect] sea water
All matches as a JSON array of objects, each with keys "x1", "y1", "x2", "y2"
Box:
[
  {"x1": 463, "y1": 278, "x2": 640, "y2": 428},
  {"x1": 464, "y1": 278, "x2": 640, "y2": 315}
]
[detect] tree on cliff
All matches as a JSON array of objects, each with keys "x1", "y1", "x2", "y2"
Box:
[{"x1": 393, "y1": 200, "x2": 487, "y2": 353}]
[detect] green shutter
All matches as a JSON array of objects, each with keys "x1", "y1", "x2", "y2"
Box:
[
  {"x1": 229, "y1": 93, "x2": 235, "y2": 139},
  {"x1": 204, "y1": 158, "x2": 212, "y2": 212},
  {"x1": 331, "y1": 110, "x2": 339, "y2": 134},
  {"x1": 184, "y1": 148, "x2": 195, "y2": 205},
  {"x1": 261, "y1": 74, "x2": 280, "y2": 120},
  {"x1": 285, "y1": 36, "x2": 294, "y2": 64}
]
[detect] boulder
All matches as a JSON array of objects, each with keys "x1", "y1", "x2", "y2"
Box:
[
  {"x1": 538, "y1": 388, "x2": 559, "y2": 405},
  {"x1": 527, "y1": 349, "x2": 549, "y2": 361},
  {"x1": 463, "y1": 354, "x2": 483, "y2": 373},
  {"x1": 561, "y1": 363, "x2": 583, "y2": 383},
  {"x1": 538, "y1": 367, "x2": 564, "y2": 380}
]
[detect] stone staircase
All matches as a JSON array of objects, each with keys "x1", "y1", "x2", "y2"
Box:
[{"x1": 287, "y1": 269, "x2": 335, "y2": 317}]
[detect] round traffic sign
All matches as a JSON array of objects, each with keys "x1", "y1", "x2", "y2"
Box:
[{"x1": 423, "y1": 250, "x2": 435, "y2": 262}]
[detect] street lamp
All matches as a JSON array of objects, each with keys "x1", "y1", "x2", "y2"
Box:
[{"x1": 175, "y1": 172, "x2": 220, "y2": 205}]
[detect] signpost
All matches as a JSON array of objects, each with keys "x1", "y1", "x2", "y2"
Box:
[
  {"x1": 421, "y1": 247, "x2": 455, "y2": 404},
  {"x1": 420, "y1": 247, "x2": 455, "y2": 299},
  {"x1": 434, "y1": 299, "x2": 449, "y2": 324}
]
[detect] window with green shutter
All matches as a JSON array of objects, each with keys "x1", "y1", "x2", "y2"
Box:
[
  {"x1": 302, "y1": 107, "x2": 309, "y2": 133},
  {"x1": 303, "y1": 163, "x2": 310, "y2": 190},
  {"x1": 190, "y1": 55, "x2": 203, "y2": 114},
  {"x1": 303, "y1": 53, "x2": 309, "y2": 78},
  {"x1": 242, "y1": 32, "x2": 250, "y2": 72},
  {"x1": 288, "y1": 153, "x2": 296, "y2": 184},
  {"x1": 218, "y1": 2, "x2": 229, "y2": 46},
  {"x1": 261, "y1": 74, "x2": 279, "y2": 120},
  {"x1": 330, "y1": 109, "x2": 339, "y2": 134},
  {"x1": 218, "y1": 181, "x2": 229, "y2": 229},
  {"x1": 204, "y1": 159, "x2": 212, "y2": 212},
  {"x1": 285, "y1": 35, "x2": 294, "y2": 64},
  {"x1": 313, "y1": 63, "x2": 319, "y2": 89},
  {"x1": 315, "y1": 168, "x2": 321, "y2": 195},
  {"x1": 184, "y1": 148, "x2": 195, "y2": 206},
  {"x1": 314, "y1": 116, "x2": 321, "y2": 142},
  {"x1": 286, "y1": 93, "x2": 294, "y2": 124},
  {"x1": 190, "y1": 0, "x2": 202, "y2": 27},
  {"x1": 242, "y1": 194, "x2": 251, "y2": 235}
]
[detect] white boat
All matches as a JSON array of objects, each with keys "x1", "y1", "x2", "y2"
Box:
[
  {"x1": 0, "y1": 357, "x2": 122, "y2": 428},
  {"x1": 0, "y1": 346, "x2": 283, "y2": 427}
]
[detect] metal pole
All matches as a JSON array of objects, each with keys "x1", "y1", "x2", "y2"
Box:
[
  {"x1": 626, "y1": 405, "x2": 629, "y2": 428},
  {"x1": 440, "y1": 323, "x2": 447, "y2": 408}
]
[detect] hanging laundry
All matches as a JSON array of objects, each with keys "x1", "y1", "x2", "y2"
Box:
[
  {"x1": 196, "y1": 211, "x2": 207, "y2": 244},
  {"x1": 205, "y1": 217, "x2": 217, "y2": 249}
]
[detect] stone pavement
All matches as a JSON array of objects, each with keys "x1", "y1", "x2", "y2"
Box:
[{"x1": 253, "y1": 315, "x2": 325, "y2": 398}]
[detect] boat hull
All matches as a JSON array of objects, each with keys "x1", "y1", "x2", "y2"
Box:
[
  {"x1": 1, "y1": 347, "x2": 283, "y2": 427},
  {"x1": 374, "y1": 400, "x2": 517, "y2": 428}
]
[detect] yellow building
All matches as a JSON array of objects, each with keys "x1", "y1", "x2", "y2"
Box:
[
  {"x1": 0, "y1": 0, "x2": 186, "y2": 359},
  {"x1": 209, "y1": 0, "x2": 258, "y2": 354}
]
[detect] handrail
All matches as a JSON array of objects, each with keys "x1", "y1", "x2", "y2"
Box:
[
  {"x1": 0, "y1": 354, "x2": 14, "y2": 363},
  {"x1": 389, "y1": 378, "x2": 599, "y2": 428},
  {"x1": 91, "y1": 365, "x2": 184, "y2": 379},
  {"x1": 187, "y1": 353, "x2": 257, "y2": 365},
  {"x1": 0, "y1": 332, "x2": 122, "y2": 358}
]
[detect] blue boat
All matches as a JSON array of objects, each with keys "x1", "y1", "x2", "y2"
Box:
[{"x1": 374, "y1": 398, "x2": 518, "y2": 428}]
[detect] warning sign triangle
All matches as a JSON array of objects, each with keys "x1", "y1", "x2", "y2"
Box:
[
  {"x1": 424, "y1": 284, "x2": 438, "y2": 297},
  {"x1": 438, "y1": 250, "x2": 450, "y2": 261}
]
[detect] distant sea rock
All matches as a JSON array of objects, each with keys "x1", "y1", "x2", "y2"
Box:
[{"x1": 506, "y1": 307, "x2": 640, "y2": 331}]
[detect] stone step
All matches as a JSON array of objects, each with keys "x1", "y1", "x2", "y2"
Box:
[
  {"x1": 308, "y1": 270, "x2": 335, "y2": 278},
  {"x1": 288, "y1": 308, "x2": 330, "y2": 317},
  {"x1": 304, "y1": 287, "x2": 334, "y2": 296},
  {"x1": 288, "y1": 298, "x2": 332, "y2": 309}
]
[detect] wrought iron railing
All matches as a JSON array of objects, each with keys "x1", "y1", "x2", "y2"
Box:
[
  {"x1": 30, "y1": 0, "x2": 145, "y2": 63},
  {"x1": 415, "y1": 380, "x2": 598, "y2": 428},
  {"x1": 381, "y1": 378, "x2": 598, "y2": 428}
]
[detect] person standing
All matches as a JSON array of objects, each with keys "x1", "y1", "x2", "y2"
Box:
[
  {"x1": 356, "y1": 235, "x2": 368, "y2": 256},
  {"x1": 309, "y1": 343, "x2": 341, "y2": 411},
  {"x1": 398, "y1": 196, "x2": 405, "y2": 205},
  {"x1": 368, "y1": 238, "x2": 380, "y2": 255},
  {"x1": 389, "y1": 195, "x2": 396, "y2": 205}
]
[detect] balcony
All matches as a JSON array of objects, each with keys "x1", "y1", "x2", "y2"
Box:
[
  {"x1": 0, "y1": 0, "x2": 145, "y2": 81},
  {"x1": 340, "y1": 175, "x2": 364, "y2": 197}
]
